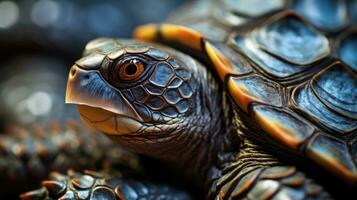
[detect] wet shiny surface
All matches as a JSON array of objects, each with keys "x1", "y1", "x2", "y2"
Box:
[
  {"x1": 306, "y1": 134, "x2": 357, "y2": 183},
  {"x1": 256, "y1": 15, "x2": 329, "y2": 65},
  {"x1": 145, "y1": 48, "x2": 170, "y2": 60},
  {"x1": 235, "y1": 35, "x2": 310, "y2": 78},
  {"x1": 149, "y1": 63, "x2": 174, "y2": 87},
  {"x1": 66, "y1": 67, "x2": 141, "y2": 121},
  {"x1": 349, "y1": 0, "x2": 357, "y2": 24},
  {"x1": 75, "y1": 53, "x2": 106, "y2": 70},
  {"x1": 252, "y1": 105, "x2": 314, "y2": 149},
  {"x1": 293, "y1": 84, "x2": 356, "y2": 134},
  {"x1": 21, "y1": 170, "x2": 192, "y2": 200},
  {"x1": 339, "y1": 32, "x2": 357, "y2": 71},
  {"x1": 8, "y1": 0, "x2": 356, "y2": 198},
  {"x1": 131, "y1": 0, "x2": 357, "y2": 191},
  {"x1": 0, "y1": 122, "x2": 141, "y2": 195},
  {"x1": 293, "y1": 0, "x2": 349, "y2": 31},
  {"x1": 228, "y1": 75, "x2": 282, "y2": 112},
  {"x1": 210, "y1": 42, "x2": 253, "y2": 75},
  {"x1": 213, "y1": 6, "x2": 247, "y2": 26},
  {"x1": 311, "y1": 64, "x2": 357, "y2": 119},
  {"x1": 187, "y1": 20, "x2": 228, "y2": 41},
  {"x1": 223, "y1": 0, "x2": 285, "y2": 17}
]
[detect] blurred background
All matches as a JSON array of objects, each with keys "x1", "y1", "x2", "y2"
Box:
[{"x1": 0, "y1": 0, "x2": 186, "y2": 130}]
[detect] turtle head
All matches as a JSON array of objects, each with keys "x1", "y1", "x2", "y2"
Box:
[{"x1": 66, "y1": 38, "x2": 223, "y2": 162}]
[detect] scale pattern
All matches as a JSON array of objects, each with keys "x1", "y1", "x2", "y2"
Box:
[
  {"x1": 132, "y1": 0, "x2": 357, "y2": 198},
  {"x1": 76, "y1": 38, "x2": 195, "y2": 122},
  {"x1": 0, "y1": 122, "x2": 140, "y2": 194},
  {"x1": 216, "y1": 166, "x2": 331, "y2": 200},
  {"x1": 20, "y1": 170, "x2": 191, "y2": 200},
  {"x1": 153, "y1": 0, "x2": 357, "y2": 185}
]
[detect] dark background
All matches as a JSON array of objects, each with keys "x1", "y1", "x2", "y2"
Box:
[{"x1": 0, "y1": 0, "x2": 186, "y2": 129}]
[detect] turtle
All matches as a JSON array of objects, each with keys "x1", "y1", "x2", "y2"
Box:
[{"x1": 65, "y1": 0, "x2": 357, "y2": 199}]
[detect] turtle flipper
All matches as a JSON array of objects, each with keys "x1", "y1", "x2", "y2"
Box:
[
  {"x1": 20, "y1": 170, "x2": 192, "y2": 200},
  {"x1": 0, "y1": 122, "x2": 140, "y2": 195},
  {"x1": 216, "y1": 166, "x2": 331, "y2": 200}
]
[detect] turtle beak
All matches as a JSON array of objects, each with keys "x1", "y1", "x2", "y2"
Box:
[{"x1": 66, "y1": 65, "x2": 143, "y2": 122}]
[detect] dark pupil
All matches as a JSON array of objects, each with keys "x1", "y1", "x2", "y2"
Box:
[{"x1": 125, "y1": 64, "x2": 138, "y2": 75}]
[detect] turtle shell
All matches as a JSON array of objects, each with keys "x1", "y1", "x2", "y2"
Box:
[{"x1": 133, "y1": 0, "x2": 357, "y2": 184}]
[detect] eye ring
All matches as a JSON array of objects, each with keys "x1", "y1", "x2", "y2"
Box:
[{"x1": 118, "y1": 58, "x2": 145, "y2": 81}]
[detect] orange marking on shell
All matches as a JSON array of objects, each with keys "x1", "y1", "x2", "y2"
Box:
[
  {"x1": 134, "y1": 23, "x2": 205, "y2": 52},
  {"x1": 160, "y1": 24, "x2": 205, "y2": 50},
  {"x1": 253, "y1": 113, "x2": 302, "y2": 150},
  {"x1": 133, "y1": 24, "x2": 159, "y2": 41},
  {"x1": 205, "y1": 42, "x2": 235, "y2": 81},
  {"x1": 307, "y1": 147, "x2": 357, "y2": 184},
  {"x1": 228, "y1": 77, "x2": 262, "y2": 113}
]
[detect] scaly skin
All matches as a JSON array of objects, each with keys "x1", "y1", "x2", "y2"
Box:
[
  {"x1": 210, "y1": 98, "x2": 334, "y2": 199},
  {"x1": 65, "y1": 39, "x2": 337, "y2": 199},
  {"x1": 65, "y1": 40, "x2": 230, "y2": 186},
  {"x1": 0, "y1": 121, "x2": 141, "y2": 195},
  {"x1": 20, "y1": 170, "x2": 191, "y2": 200},
  {"x1": 4, "y1": 121, "x2": 194, "y2": 200}
]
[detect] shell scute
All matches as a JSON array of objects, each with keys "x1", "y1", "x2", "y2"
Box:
[
  {"x1": 205, "y1": 42, "x2": 252, "y2": 80},
  {"x1": 186, "y1": 20, "x2": 228, "y2": 41},
  {"x1": 223, "y1": 0, "x2": 285, "y2": 18},
  {"x1": 252, "y1": 105, "x2": 315, "y2": 150},
  {"x1": 292, "y1": 63, "x2": 357, "y2": 134},
  {"x1": 255, "y1": 15, "x2": 330, "y2": 65},
  {"x1": 338, "y1": 31, "x2": 357, "y2": 71},
  {"x1": 306, "y1": 134, "x2": 357, "y2": 184},
  {"x1": 233, "y1": 12, "x2": 330, "y2": 79},
  {"x1": 228, "y1": 75, "x2": 283, "y2": 113},
  {"x1": 132, "y1": 2, "x2": 357, "y2": 185},
  {"x1": 293, "y1": 0, "x2": 349, "y2": 32},
  {"x1": 311, "y1": 63, "x2": 357, "y2": 119}
]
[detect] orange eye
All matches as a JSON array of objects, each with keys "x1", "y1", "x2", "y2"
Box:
[{"x1": 118, "y1": 59, "x2": 145, "y2": 81}]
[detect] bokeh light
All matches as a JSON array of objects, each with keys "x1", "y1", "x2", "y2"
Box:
[
  {"x1": 31, "y1": 0, "x2": 60, "y2": 27},
  {"x1": 0, "y1": 1, "x2": 19, "y2": 28}
]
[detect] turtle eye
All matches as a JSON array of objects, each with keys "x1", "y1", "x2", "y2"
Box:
[{"x1": 118, "y1": 58, "x2": 145, "y2": 81}]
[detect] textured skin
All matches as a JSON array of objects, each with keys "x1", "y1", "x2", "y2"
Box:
[
  {"x1": 20, "y1": 170, "x2": 191, "y2": 200},
  {"x1": 0, "y1": 121, "x2": 141, "y2": 195},
  {"x1": 216, "y1": 166, "x2": 331, "y2": 200},
  {"x1": 136, "y1": 0, "x2": 357, "y2": 196},
  {"x1": 64, "y1": 0, "x2": 357, "y2": 199},
  {"x1": 8, "y1": 122, "x2": 194, "y2": 199},
  {"x1": 66, "y1": 38, "x2": 224, "y2": 186},
  {"x1": 73, "y1": 39, "x2": 196, "y2": 123}
]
